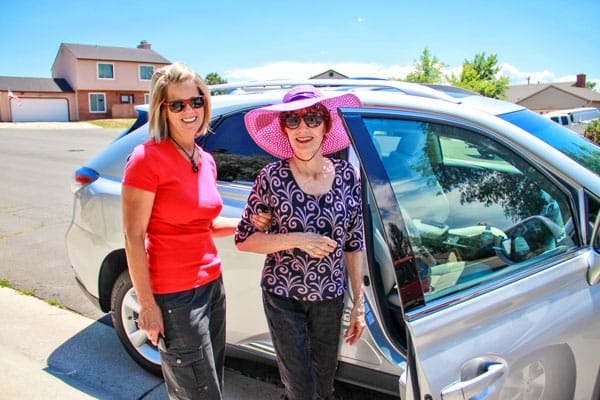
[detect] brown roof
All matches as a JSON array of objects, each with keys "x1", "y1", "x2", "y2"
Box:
[
  {"x1": 506, "y1": 82, "x2": 600, "y2": 103},
  {"x1": 0, "y1": 76, "x2": 73, "y2": 92},
  {"x1": 58, "y1": 42, "x2": 170, "y2": 64}
]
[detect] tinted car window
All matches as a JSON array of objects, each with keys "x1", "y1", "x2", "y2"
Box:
[
  {"x1": 500, "y1": 109, "x2": 600, "y2": 175},
  {"x1": 587, "y1": 191, "x2": 600, "y2": 244},
  {"x1": 202, "y1": 112, "x2": 275, "y2": 182},
  {"x1": 363, "y1": 117, "x2": 577, "y2": 304}
]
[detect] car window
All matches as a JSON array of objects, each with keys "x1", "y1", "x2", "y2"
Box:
[
  {"x1": 587, "y1": 191, "x2": 600, "y2": 244},
  {"x1": 363, "y1": 117, "x2": 578, "y2": 305},
  {"x1": 201, "y1": 112, "x2": 275, "y2": 182}
]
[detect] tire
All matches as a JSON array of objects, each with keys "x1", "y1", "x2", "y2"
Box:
[
  {"x1": 110, "y1": 270, "x2": 162, "y2": 376},
  {"x1": 499, "y1": 344, "x2": 576, "y2": 400}
]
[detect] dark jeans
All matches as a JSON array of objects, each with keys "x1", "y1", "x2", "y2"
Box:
[
  {"x1": 263, "y1": 291, "x2": 344, "y2": 400},
  {"x1": 155, "y1": 277, "x2": 226, "y2": 400}
]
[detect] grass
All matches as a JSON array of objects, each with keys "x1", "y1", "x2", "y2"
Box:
[
  {"x1": 87, "y1": 118, "x2": 135, "y2": 129},
  {"x1": 0, "y1": 278, "x2": 12, "y2": 288},
  {"x1": 0, "y1": 278, "x2": 66, "y2": 309},
  {"x1": 19, "y1": 288, "x2": 36, "y2": 296},
  {"x1": 46, "y1": 298, "x2": 67, "y2": 309}
]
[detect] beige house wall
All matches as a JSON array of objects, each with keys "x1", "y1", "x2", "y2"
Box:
[
  {"x1": 72, "y1": 60, "x2": 153, "y2": 91},
  {"x1": 520, "y1": 87, "x2": 596, "y2": 112},
  {"x1": 52, "y1": 46, "x2": 78, "y2": 88},
  {"x1": 0, "y1": 92, "x2": 11, "y2": 121}
]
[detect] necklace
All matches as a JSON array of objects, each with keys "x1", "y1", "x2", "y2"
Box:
[{"x1": 170, "y1": 137, "x2": 198, "y2": 173}]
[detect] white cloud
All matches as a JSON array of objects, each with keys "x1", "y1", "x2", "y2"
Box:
[
  {"x1": 224, "y1": 61, "x2": 596, "y2": 87},
  {"x1": 499, "y1": 63, "x2": 555, "y2": 85},
  {"x1": 225, "y1": 61, "x2": 414, "y2": 81},
  {"x1": 357, "y1": 17, "x2": 365, "y2": 23}
]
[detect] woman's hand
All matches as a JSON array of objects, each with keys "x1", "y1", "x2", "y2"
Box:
[
  {"x1": 138, "y1": 301, "x2": 164, "y2": 346},
  {"x1": 252, "y1": 212, "x2": 272, "y2": 233},
  {"x1": 298, "y1": 233, "x2": 338, "y2": 258},
  {"x1": 344, "y1": 302, "x2": 366, "y2": 345}
]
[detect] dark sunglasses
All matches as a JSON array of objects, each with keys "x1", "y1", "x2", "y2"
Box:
[
  {"x1": 162, "y1": 96, "x2": 205, "y2": 113},
  {"x1": 282, "y1": 112, "x2": 324, "y2": 129}
]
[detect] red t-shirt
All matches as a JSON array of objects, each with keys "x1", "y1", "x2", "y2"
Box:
[{"x1": 122, "y1": 139, "x2": 223, "y2": 294}]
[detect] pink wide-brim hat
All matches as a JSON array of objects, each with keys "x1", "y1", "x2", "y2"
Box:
[{"x1": 244, "y1": 85, "x2": 361, "y2": 159}]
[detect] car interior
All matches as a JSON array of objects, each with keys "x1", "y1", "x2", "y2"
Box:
[{"x1": 361, "y1": 116, "x2": 577, "y2": 344}]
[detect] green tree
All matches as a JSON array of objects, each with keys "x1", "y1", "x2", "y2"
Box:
[
  {"x1": 204, "y1": 72, "x2": 227, "y2": 85},
  {"x1": 586, "y1": 81, "x2": 597, "y2": 91},
  {"x1": 404, "y1": 47, "x2": 447, "y2": 83},
  {"x1": 584, "y1": 120, "x2": 600, "y2": 145},
  {"x1": 205, "y1": 72, "x2": 228, "y2": 95},
  {"x1": 448, "y1": 52, "x2": 509, "y2": 99}
]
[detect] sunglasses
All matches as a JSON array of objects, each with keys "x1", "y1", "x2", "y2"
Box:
[
  {"x1": 162, "y1": 96, "x2": 205, "y2": 113},
  {"x1": 282, "y1": 112, "x2": 324, "y2": 129}
]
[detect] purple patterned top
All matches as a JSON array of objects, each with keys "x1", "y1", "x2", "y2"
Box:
[{"x1": 235, "y1": 158, "x2": 365, "y2": 301}]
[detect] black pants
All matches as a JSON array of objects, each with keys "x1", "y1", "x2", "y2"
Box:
[
  {"x1": 263, "y1": 291, "x2": 344, "y2": 400},
  {"x1": 155, "y1": 277, "x2": 226, "y2": 400}
]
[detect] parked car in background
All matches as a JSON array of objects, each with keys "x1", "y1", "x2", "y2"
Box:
[
  {"x1": 544, "y1": 106, "x2": 600, "y2": 135},
  {"x1": 67, "y1": 79, "x2": 600, "y2": 399}
]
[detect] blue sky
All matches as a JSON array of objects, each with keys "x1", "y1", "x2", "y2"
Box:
[{"x1": 2, "y1": 0, "x2": 599, "y2": 86}]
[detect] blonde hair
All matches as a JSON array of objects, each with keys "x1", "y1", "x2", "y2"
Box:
[{"x1": 148, "y1": 62, "x2": 212, "y2": 141}]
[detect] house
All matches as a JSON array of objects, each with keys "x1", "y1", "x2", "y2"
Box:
[
  {"x1": 0, "y1": 77, "x2": 75, "y2": 122},
  {"x1": 310, "y1": 69, "x2": 348, "y2": 79},
  {"x1": 0, "y1": 41, "x2": 170, "y2": 122},
  {"x1": 505, "y1": 74, "x2": 600, "y2": 113}
]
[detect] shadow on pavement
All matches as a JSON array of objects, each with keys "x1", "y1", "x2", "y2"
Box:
[{"x1": 45, "y1": 318, "x2": 165, "y2": 399}]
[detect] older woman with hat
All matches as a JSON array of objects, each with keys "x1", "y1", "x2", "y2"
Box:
[{"x1": 235, "y1": 85, "x2": 366, "y2": 400}]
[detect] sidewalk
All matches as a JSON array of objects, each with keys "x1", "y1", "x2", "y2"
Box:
[
  {"x1": 0, "y1": 121, "x2": 100, "y2": 129},
  {"x1": 0, "y1": 287, "x2": 281, "y2": 399}
]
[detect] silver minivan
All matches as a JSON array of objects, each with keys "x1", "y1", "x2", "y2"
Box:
[{"x1": 67, "y1": 79, "x2": 600, "y2": 399}]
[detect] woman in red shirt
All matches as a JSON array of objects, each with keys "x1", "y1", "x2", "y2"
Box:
[{"x1": 122, "y1": 62, "x2": 237, "y2": 400}]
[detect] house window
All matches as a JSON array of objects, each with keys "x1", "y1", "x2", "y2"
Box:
[
  {"x1": 139, "y1": 65, "x2": 154, "y2": 81},
  {"x1": 89, "y1": 93, "x2": 106, "y2": 113},
  {"x1": 98, "y1": 63, "x2": 114, "y2": 79},
  {"x1": 120, "y1": 94, "x2": 133, "y2": 104},
  {"x1": 144, "y1": 93, "x2": 150, "y2": 104}
]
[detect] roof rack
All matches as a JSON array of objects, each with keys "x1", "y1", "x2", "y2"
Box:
[{"x1": 207, "y1": 78, "x2": 459, "y2": 102}]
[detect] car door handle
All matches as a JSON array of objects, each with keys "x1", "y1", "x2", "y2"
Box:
[{"x1": 441, "y1": 363, "x2": 507, "y2": 400}]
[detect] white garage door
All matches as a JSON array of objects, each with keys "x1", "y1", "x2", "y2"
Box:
[{"x1": 11, "y1": 98, "x2": 69, "y2": 122}]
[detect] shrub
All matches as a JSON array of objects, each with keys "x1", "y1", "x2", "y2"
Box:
[{"x1": 584, "y1": 120, "x2": 600, "y2": 145}]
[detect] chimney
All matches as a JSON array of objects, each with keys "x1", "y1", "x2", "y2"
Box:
[
  {"x1": 575, "y1": 73, "x2": 586, "y2": 88},
  {"x1": 137, "y1": 40, "x2": 151, "y2": 50}
]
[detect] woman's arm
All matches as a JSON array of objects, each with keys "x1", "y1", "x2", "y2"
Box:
[
  {"x1": 122, "y1": 185, "x2": 163, "y2": 345},
  {"x1": 343, "y1": 250, "x2": 366, "y2": 345},
  {"x1": 211, "y1": 216, "x2": 239, "y2": 237},
  {"x1": 236, "y1": 231, "x2": 338, "y2": 259}
]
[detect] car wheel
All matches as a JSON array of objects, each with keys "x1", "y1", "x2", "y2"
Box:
[
  {"x1": 499, "y1": 344, "x2": 575, "y2": 399},
  {"x1": 110, "y1": 270, "x2": 162, "y2": 376}
]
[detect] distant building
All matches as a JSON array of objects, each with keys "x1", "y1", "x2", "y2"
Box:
[
  {"x1": 505, "y1": 74, "x2": 600, "y2": 113},
  {"x1": 310, "y1": 69, "x2": 348, "y2": 79},
  {"x1": 0, "y1": 41, "x2": 170, "y2": 122}
]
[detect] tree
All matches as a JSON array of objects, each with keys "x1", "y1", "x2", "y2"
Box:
[
  {"x1": 447, "y1": 52, "x2": 509, "y2": 99},
  {"x1": 404, "y1": 47, "x2": 447, "y2": 84},
  {"x1": 586, "y1": 81, "x2": 597, "y2": 91},
  {"x1": 205, "y1": 72, "x2": 228, "y2": 95},
  {"x1": 584, "y1": 120, "x2": 600, "y2": 145},
  {"x1": 204, "y1": 72, "x2": 227, "y2": 85}
]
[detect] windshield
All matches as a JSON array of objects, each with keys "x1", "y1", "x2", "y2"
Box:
[{"x1": 499, "y1": 109, "x2": 600, "y2": 175}]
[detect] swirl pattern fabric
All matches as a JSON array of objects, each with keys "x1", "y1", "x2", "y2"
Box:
[{"x1": 235, "y1": 159, "x2": 365, "y2": 301}]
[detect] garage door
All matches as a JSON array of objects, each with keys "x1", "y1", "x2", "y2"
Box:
[{"x1": 11, "y1": 98, "x2": 69, "y2": 122}]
